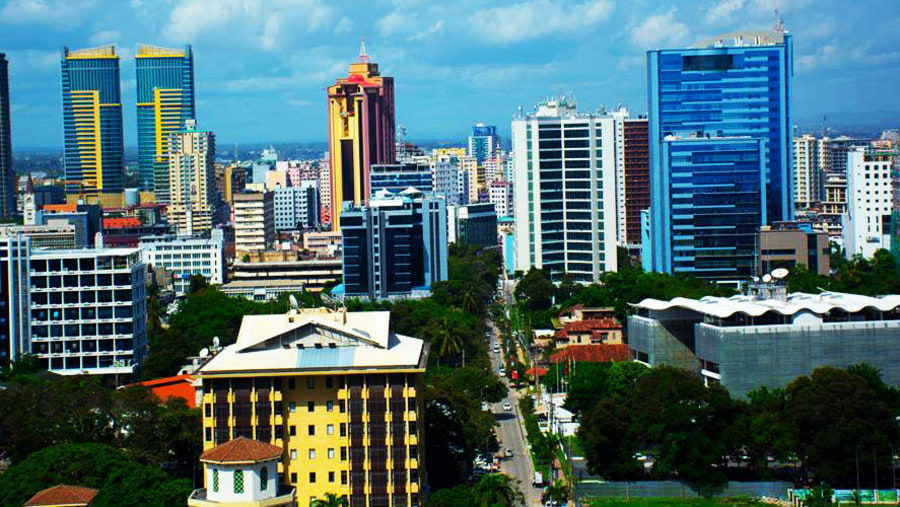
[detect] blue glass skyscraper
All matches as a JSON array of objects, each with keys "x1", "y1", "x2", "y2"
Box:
[
  {"x1": 468, "y1": 123, "x2": 499, "y2": 165},
  {"x1": 0, "y1": 53, "x2": 14, "y2": 219},
  {"x1": 135, "y1": 44, "x2": 195, "y2": 202},
  {"x1": 61, "y1": 45, "x2": 125, "y2": 195},
  {"x1": 646, "y1": 31, "x2": 793, "y2": 281}
]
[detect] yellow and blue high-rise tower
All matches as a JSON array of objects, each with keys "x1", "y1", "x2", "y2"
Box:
[
  {"x1": 136, "y1": 44, "x2": 196, "y2": 203},
  {"x1": 61, "y1": 45, "x2": 125, "y2": 197}
]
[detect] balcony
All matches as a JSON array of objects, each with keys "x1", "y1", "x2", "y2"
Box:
[{"x1": 187, "y1": 485, "x2": 296, "y2": 507}]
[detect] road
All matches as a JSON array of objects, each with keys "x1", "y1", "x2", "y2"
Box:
[{"x1": 488, "y1": 321, "x2": 543, "y2": 506}]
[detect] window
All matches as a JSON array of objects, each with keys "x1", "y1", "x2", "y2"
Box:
[
  {"x1": 212, "y1": 469, "x2": 219, "y2": 492},
  {"x1": 327, "y1": 424, "x2": 334, "y2": 435},
  {"x1": 307, "y1": 401, "x2": 314, "y2": 412},
  {"x1": 261, "y1": 466, "x2": 269, "y2": 491},
  {"x1": 205, "y1": 428, "x2": 211, "y2": 442},
  {"x1": 288, "y1": 378, "x2": 296, "y2": 390},
  {"x1": 341, "y1": 471, "x2": 348, "y2": 485},
  {"x1": 308, "y1": 425, "x2": 315, "y2": 436},
  {"x1": 205, "y1": 403, "x2": 211, "y2": 417},
  {"x1": 329, "y1": 471, "x2": 335, "y2": 483},
  {"x1": 326, "y1": 376, "x2": 333, "y2": 388},
  {"x1": 340, "y1": 424, "x2": 346, "y2": 437},
  {"x1": 309, "y1": 448, "x2": 317, "y2": 459},
  {"x1": 326, "y1": 400, "x2": 334, "y2": 412},
  {"x1": 309, "y1": 472, "x2": 316, "y2": 483},
  {"x1": 290, "y1": 425, "x2": 296, "y2": 436},
  {"x1": 288, "y1": 401, "x2": 295, "y2": 413},
  {"x1": 290, "y1": 472, "x2": 297, "y2": 484},
  {"x1": 328, "y1": 448, "x2": 335, "y2": 459},
  {"x1": 291, "y1": 449, "x2": 297, "y2": 460},
  {"x1": 234, "y1": 469, "x2": 244, "y2": 493},
  {"x1": 341, "y1": 447, "x2": 347, "y2": 460},
  {"x1": 307, "y1": 378, "x2": 315, "y2": 389}
]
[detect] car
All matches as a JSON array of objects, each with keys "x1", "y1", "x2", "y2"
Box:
[
  {"x1": 503, "y1": 402, "x2": 512, "y2": 411},
  {"x1": 492, "y1": 343, "x2": 500, "y2": 352},
  {"x1": 505, "y1": 448, "x2": 514, "y2": 458}
]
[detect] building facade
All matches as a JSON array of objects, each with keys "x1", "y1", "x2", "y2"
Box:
[
  {"x1": 0, "y1": 234, "x2": 30, "y2": 369},
  {"x1": 273, "y1": 182, "x2": 319, "y2": 232},
  {"x1": 139, "y1": 232, "x2": 225, "y2": 295},
  {"x1": 341, "y1": 193, "x2": 447, "y2": 299},
  {"x1": 512, "y1": 97, "x2": 618, "y2": 283},
  {"x1": 792, "y1": 134, "x2": 820, "y2": 210},
  {"x1": 0, "y1": 53, "x2": 13, "y2": 220},
  {"x1": 646, "y1": 31, "x2": 793, "y2": 281},
  {"x1": 369, "y1": 163, "x2": 433, "y2": 195},
  {"x1": 327, "y1": 43, "x2": 395, "y2": 230},
  {"x1": 195, "y1": 308, "x2": 427, "y2": 507},
  {"x1": 234, "y1": 192, "x2": 275, "y2": 254},
  {"x1": 61, "y1": 45, "x2": 125, "y2": 196},
  {"x1": 758, "y1": 221, "x2": 830, "y2": 275},
  {"x1": 488, "y1": 181, "x2": 513, "y2": 218},
  {"x1": 167, "y1": 120, "x2": 216, "y2": 235},
  {"x1": 448, "y1": 203, "x2": 498, "y2": 248},
  {"x1": 622, "y1": 117, "x2": 650, "y2": 247},
  {"x1": 135, "y1": 44, "x2": 195, "y2": 199},
  {"x1": 29, "y1": 247, "x2": 147, "y2": 376},
  {"x1": 843, "y1": 149, "x2": 894, "y2": 259},
  {"x1": 468, "y1": 123, "x2": 499, "y2": 166},
  {"x1": 629, "y1": 291, "x2": 900, "y2": 398}
]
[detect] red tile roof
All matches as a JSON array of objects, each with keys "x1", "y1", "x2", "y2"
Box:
[
  {"x1": 550, "y1": 344, "x2": 630, "y2": 364},
  {"x1": 43, "y1": 204, "x2": 78, "y2": 213},
  {"x1": 25, "y1": 485, "x2": 99, "y2": 506},
  {"x1": 131, "y1": 374, "x2": 197, "y2": 408},
  {"x1": 103, "y1": 217, "x2": 142, "y2": 228},
  {"x1": 526, "y1": 367, "x2": 548, "y2": 377},
  {"x1": 563, "y1": 318, "x2": 621, "y2": 332},
  {"x1": 200, "y1": 436, "x2": 283, "y2": 464}
]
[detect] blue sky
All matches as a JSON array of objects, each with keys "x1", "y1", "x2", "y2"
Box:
[{"x1": 1, "y1": 0, "x2": 899, "y2": 147}]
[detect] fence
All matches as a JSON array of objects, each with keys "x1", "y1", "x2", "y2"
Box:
[{"x1": 576, "y1": 480, "x2": 793, "y2": 500}]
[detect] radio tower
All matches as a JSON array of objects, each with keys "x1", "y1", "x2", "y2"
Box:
[{"x1": 773, "y1": 9, "x2": 785, "y2": 33}]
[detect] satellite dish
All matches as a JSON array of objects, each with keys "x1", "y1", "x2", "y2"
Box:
[
  {"x1": 771, "y1": 268, "x2": 789, "y2": 280},
  {"x1": 212, "y1": 336, "x2": 220, "y2": 348},
  {"x1": 752, "y1": 276, "x2": 760, "y2": 282},
  {"x1": 289, "y1": 294, "x2": 299, "y2": 309},
  {"x1": 762, "y1": 274, "x2": 773, "y2": 283}
]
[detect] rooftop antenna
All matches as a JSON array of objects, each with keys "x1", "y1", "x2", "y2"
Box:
[
  {"x1": 358, "y1": 37, "x2": 370, "y2": 63},
  {"x1": 773, "y1": 9, "x2": 785, "y2": 33}
]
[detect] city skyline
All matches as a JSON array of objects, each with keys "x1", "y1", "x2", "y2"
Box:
[{"x1": 1, "y1": 0, "x2": 898, "y2": 148}]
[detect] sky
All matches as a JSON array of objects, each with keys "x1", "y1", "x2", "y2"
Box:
[{"x1": 1, "y1": 0, "x2": 899, "y2": 148}]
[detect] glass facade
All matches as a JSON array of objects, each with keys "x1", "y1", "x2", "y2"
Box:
[
  {"x1": 135, "y1": 45, "x2": 196, "y2": 200},
  {"x1": 0, "y1": 53, "x2": 13, "y2": 219},
  {"x1": 369, "y1": 163, "x2": 433, "y2": 195},
  {"x1": 61, "y1": 46, "x2": 125, "y2": 195},
  {"x1": 664, "y1": 138, "x2": 765, "y2": 280},
  {"x1": 468, "y1": 124, "x2": 498, "y2": 165},
  {"x1": 647, "y1": 32, "x2": 793, "y2": 280}
]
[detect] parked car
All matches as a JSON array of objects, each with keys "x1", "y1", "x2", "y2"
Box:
[
  {"x1": 505, "y1": 448, "x2": 514, "y2": 458},
  {"x1": 502, "y1": 402, "x2": 512, "y2": 411}
]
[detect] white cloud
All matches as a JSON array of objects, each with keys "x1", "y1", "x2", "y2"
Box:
[
  {"x1": 334, "y1": 17, "x2": 353, "y2": 35},
  {"x1": 631, "y1": 9, "x2": 688, "y2": 48},
  {"x1": 798, "y1": 40, "x2": 900, "y2": 72},
  {"x1": 410, "y1": 20, "x2": 444, "y2": 41},
  {"x1": 162, "y1": 0, "x2": 339, "y2": 49},
  {"x1": 89, "y1": 29, "x2": 120, "y2": 45},
  {"x1": 0, "y1": 0, "x2": 98, "y2": 25},
  {"x1": 705, "y1": 0, "x2": 746, "y2": 24},
  {"x1": 377, "y1": 11, "x2": 417, "y2": 37},
  {"x1": 469, "y1": 0, "x2": 614, "y2": 44}
]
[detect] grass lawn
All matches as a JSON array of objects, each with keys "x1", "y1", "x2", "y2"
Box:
[{"x1": 589, "y1": 498, "x2": 767, "y2": 506}]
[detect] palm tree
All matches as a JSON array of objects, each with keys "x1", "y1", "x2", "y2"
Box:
[
  {"x1": 541, "y1": 479, "x2": 570, "y2": 506},
  {"x1": 310, "y1": 492, "x2": 349, "y2": 507},
  {"x1": 430, "y1": 314, "x2": 463, "y2": 360},
  {"x1": 472, "y1": 473, "x2": 524, "y2": 507}
]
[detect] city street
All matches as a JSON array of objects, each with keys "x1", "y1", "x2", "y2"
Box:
[{"x1": 488, "y1": 321, "x2": 543, "y2": 506}]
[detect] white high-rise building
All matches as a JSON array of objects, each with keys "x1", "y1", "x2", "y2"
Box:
[
  {"x1": 513, "y1": 97, "x2": 618, "y2": 283},
  {"x1": 272, "y1": 181, "x2": 319, "y2": 231},
  {"x1": 489, "y1": 181, "x2": 513, "y2": 217},
  {"x1": 793, "y1": 135, "x2": 820, "y2": 210},
  {"x1": 431, "y1": 157, "x2": 459, "y2": 205},
  {"x1": 234, "y1": 192, "x2": 275, "y2": 253},
  {"x1": 843, "y1": 148, "x2": 894, "y2": 259},
  {"x1": 610, "y1": 106, "x2": 629, "y2": 245}
]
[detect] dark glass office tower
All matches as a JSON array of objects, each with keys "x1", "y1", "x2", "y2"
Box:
[
  {"x1": 61, "y1": 45, "x2": 124, "y2": 196},
  {"x1": 646, "y1": 31, "x2": 793, "y2": 281},
  {"x1": 135, "y1": 44, "x2": 195, "y2": 202},
  {"x1": 0, "y1": 53, "x2": 14, "y2": 220}
]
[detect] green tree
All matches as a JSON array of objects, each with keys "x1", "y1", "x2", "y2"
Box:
[
  {"x1": 514, "y1": 268, "x2": 555, "y2": 311},
  {"x1": 541, "y1": 479, "x2": 570, "y2": 506},
  {"x1": 424, "y1": 484, "x2": 474, "y2": 506},
  {"x1": 188, "y1": 273, "x2": 209, "y2": 294},
  {"x1": 311, "y1": 492, "x2": 350, "y2": 507},
  {"x1": 471, "y1": 473, "x2": 524, "y2": 507},
  {"x1": 805, "y1": 482, "x2": 835, "y2": 507}
]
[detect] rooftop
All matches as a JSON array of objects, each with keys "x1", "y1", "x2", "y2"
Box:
[
  {"x1": 634, "y1": 291, "x2": 900, "y2": 320},
  {"x1": 26, "y1": 484, "x2": 99, "y2": 506},
  {"x1": 200, "y1": 436, "x2": 283, "y2": 465},
  {"x1": 550, "y1": 344, "x2": 631, "y2": 364},
  {"x1": 196, "y1": 308, "x2": 427, "y2": 376},
  {"x1": 691, "y1": 30, "x2": 787, "y2": 49}
]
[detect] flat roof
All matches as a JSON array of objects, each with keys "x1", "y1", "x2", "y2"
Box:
[{"x1": 634, "y1": 291, "x2": 900, "y2": 319}]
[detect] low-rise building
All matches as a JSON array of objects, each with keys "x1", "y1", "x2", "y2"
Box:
[
  {"x1": 0, "y1": 220, "x2": 86, "y2": 249},
  {"x1": 234, "y1": 192, "x2": 274, "y2": 254},
  {"x1": 629, "y1": 291, "x2": 900, "y2": 397},
  {"x1": 26, "y1": 485, "x2": 99, "y2": 507},
  {"x1": 302, "y1": 231, "x2": 342, "y2": 257},
  {"x1": 139, "y1": 231, "x2": 226, "y2": 295},
  {"x1": 758, "y1": 221, "x2": 830, "y2": 276},
  {"x1": 447, "y1": 203, "x2": 497, "y2": 248},
  {"x1": 228, "y1": 258, "x2": 342, "y2": 295},
  {"x1": 195, "y1": 307, "x2": 427, "y2": 506}
]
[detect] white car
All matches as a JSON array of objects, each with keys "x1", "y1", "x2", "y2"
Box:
[{"x1": 503, "y1": 402, "x2": 512, "y2": 411}]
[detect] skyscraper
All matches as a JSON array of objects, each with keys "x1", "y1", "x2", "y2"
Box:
[
  {"x1": 512, "y1": 97, "x2": 618, "y2": 283},
  {"x1": 0, "y1": 53, "x2": 14, "y2": 220},
  {"x1": 167, "y1": 120, "x2": 215, "y2": 235},
  {"x1": 468, "y1": 123, "x2": 499, "y2": 165},
  {"x1": 792, "y1": 134, "x2": 820, "y2": 210},
  {"x1": 646, "y1": 30, "x2": 793, "y2": 281},
  {"x1": 61, "y1": 45, "x2": 125, "y2": 197},
  {"x1": 136, "y1": 44, "x2": 196, "y2": 202},
  {"x1": 327, "y1": 40, "x2": 395, "y2": 230}
]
